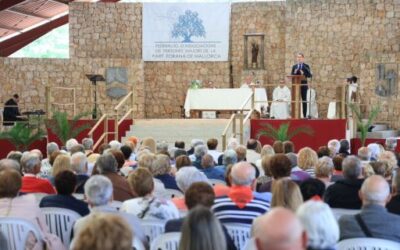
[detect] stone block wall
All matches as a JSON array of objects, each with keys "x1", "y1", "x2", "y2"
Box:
[
  {"x1": 70, "y1": 3, "x2": 142, "y2": 59},
  {"x1": 231, "y1": 2, "x2": 286, "y2": 89},
  {"x1": 285, "y1": 0, "x2": 400, "y2": 117},
  {"x1": 144, "y1": 62, "x2": 230, "y2": 118},
  {"x1": 0, "y1": 58, "x2": 145, "y2": 118}
]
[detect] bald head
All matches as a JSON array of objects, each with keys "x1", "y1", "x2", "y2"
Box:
[
  {"x1": 253, "y1": 207, "x2": 307, "y2": 250},
  {"x1": 231, "y1": 162, "x2": 255, "y2": 186},
  {"x1": 360, "y1": 175, "x2": 390, "y2": 206}
]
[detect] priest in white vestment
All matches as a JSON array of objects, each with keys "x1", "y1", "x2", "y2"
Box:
[
  {"x1": 304, "y1": 88, "x2": 318, "y2": 118},
  {"x1": 270, "y1": 80, "x2": 291, "y2": 119}
]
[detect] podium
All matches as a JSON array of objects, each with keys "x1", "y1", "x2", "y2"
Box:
[
  {"x1": 287, "y1": 75, "x2": 305, "y2": 119},
  {"x1": 86, "y1": 74, "x2": 105, "y2": 119}
]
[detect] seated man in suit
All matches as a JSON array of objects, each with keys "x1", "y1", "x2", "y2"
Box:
[
  {"x1": 39, "y1": 170, "x2": 89, "y2": 216},
  {"x1": 339, "y1": 175, "x2": 400, "y2": 242},
  {"x1": 2, "y1": 94, "x2": 22, "y2": 126}
]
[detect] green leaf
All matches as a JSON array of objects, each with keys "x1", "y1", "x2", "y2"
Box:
[
  {"x1": 0, "y1": 123, "x2": 45, "y2": 151},
  {"x1": 46, "y1": 111, "x2": 92, "y2": 145},
  {"x1": 256, "y1": 122, "x2": 314, "y2": 143}
]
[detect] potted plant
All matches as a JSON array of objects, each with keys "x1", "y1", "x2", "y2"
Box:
[
  {"x1": 0, "y1": 123, "x2": 45, "y2": 151},
  {"x1": 46, "y1": 111, "x2": 92, "y2": 146},
  {"x1": 256, "y1": 122, "x2": 314, "y2": 142},
  {"x1": 350, "y1": 104, "x2": 380, "y2": 146}
]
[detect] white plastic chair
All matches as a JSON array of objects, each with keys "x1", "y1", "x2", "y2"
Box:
[
  {"x1": 331, "y1": 208, "x2": 360, "y2": 220},
  {"x1": 209, "y1": 179, "x2": 227, "y2": 186},
  {"x1": 133, "y1": 236, "x2": 146, "y2": 250},
  {"x1": 110, "y1": 200, "x2": 123, "y2": 210},
  {"x1": 224, "y1": 223, "x2": 251, "y2": 250},
  {"x1": 0, "y1": 217, "x2": 44, "y2": 250},
  {"x1": 337, "y1": 237, "x2": 400, "y2": 250},
  {"x1": 164, "y1": 189, "x2": 184, "y2": 199},
  {"x1": 41, "y1": 207, "x2": 81, "y2": 248},
  {"x1": 150, "y1": 232, "x2": 181, "y2": 250},
  {"x1": 72, "y1": 193, "x2": 85, "y2": 200},
  {"x1": 141, "y1": 219, "x2": 166, "y2": 244},
  {"x1": 243, "y1": 238, "x2": 257, "y2": 250},
  {"x1": 32, "y1": 193, "x2": 48, "y2": 203}
]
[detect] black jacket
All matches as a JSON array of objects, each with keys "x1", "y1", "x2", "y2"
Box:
[
  {"x1": 324, "y1": 178, "x2": 364, "y2": 209},
  {"x1": 291, "y1": 63, "x2": 312, "y2": 84},
  {"x1": 3, "y1": 98, "x2": 21, "y2": 125}
]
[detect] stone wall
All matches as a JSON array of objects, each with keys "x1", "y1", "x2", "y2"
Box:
[
  {"x1": 0, "y1": 58, "x2": 145, "y2": 118},
  {"x1": 231, "y1": 2, "x2": 286, "y2": 90},
  {"x1": 144, "y1": 62, "x2": 230, "y2": 118},
  {"x1": 285, "y1": 0, "x2": 400, "y2": 117},
  {"x1": 70, "y1": 3, "x2": 142, "y2": 59}
]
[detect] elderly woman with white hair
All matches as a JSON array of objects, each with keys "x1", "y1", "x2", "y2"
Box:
[
  {"x1": 367, "y1": 143, "x2": 382, "y2": 161},
  {"x1": 297, "y1": 200, "x2": 339, "y2": 250},
  {"x1": 327, "y1": 139, "x2": 340, "y2": 155},
  {"x1": 191, "y1": 145, "x2": 208, "y2": 169},
  {"x1": 172, "y1": 166, "x2": 210, "y2": 210}
]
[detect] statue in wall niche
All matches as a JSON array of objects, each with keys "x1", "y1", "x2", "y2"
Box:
[
  {"x1": 251, "y1": 41, "x2": 259, "y2": 68},
  {"x1": 105, "y1": 67, "x2": 129, "y2": 99},
  {"x1": 375, "y1": 63, "x2": 398, "y2": 97}
]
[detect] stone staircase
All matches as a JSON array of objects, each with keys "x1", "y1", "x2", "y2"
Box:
[
  {"x1": 122, "y1": 119, "x2": 230, "y2": 149},
  {"x1": 357, "y1": 123, "x2": 399, "y2": 139}
]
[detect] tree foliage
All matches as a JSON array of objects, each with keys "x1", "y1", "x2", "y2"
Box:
[
  {"x1": 350, "y1": 104, "x2": 380, "y2": 146},
  {"x1": 171, "y1": 10, "x2": 206, "y2": 43},
  {"x1": 46, "y1": 111, "x2": 92, "y2": 146},
  {"x1": 0, "y1": 123, "x2": 45, "y2": 151},
  {"x1": 256, "y1": 122, "x2": 314, "y2": 142}
]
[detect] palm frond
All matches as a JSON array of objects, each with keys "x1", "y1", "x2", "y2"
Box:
[
  {"x1": 287, "y1": 125, "x2": 314, "y2": 140},
  {"x1": 0, "y1": 123, "x2": 45, "y2": 151},
  {"x1": 46, "y1": 110, "x2": 92, "y2": 145},
  {"x1": 257, "y1": 123, "x2": 280, "y2": 141}
]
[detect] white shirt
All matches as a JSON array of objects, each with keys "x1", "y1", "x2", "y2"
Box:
[
  {"x1": 120, "y1": 196, "x2": 179, "y2": 221},
  {"x1": 270, "y1": 86, "x2": 291, "y2": 119}
]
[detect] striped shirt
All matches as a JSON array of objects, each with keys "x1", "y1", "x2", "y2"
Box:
[{"x1": 212, "y1": 195, "x2": 270, "y2": 225}]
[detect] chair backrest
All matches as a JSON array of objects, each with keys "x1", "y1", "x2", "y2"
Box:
[
  {"x1": 110, "y1": 200, "x2": 123, "y2": 210},
  {"x1": 164, "y1": 189, "x2": 184, "y2": 199},
  {"x1": 243, "y1": 238, "x2": 257, "y2": 250},
  {"x1": 331, "y1": 208, "x2": 360, "y2": 220},
  {"x1": 32, "y1": 192, "x2": 48, "y2": 203},
  {"x1": 133, "y1": 236, "x2": 146, "y2": 250},
  {"x1": 337, "y1": 237, "x2": 400, "y2": 250},
  {"x1": 224, "y1": 223, "x2": 251, "y2": 250},
  {"x1": 209, "y1": 179, "x2": 227, "y2": 186},
  {"x1": 140, "y1": 219, "x2": 166, "y2": 244},
  {"x1": 72, "y1": 193, "x2": 85, "y2": 200},
  {"x1": 0, "y1": 217, "x2": 43, "y2": 250},
  {"x1": 150, "y1": 232, "x2": 181, "y2": 250},
  {"x1": 41, "y1": 207, "x2": 81, "y2": 248}
]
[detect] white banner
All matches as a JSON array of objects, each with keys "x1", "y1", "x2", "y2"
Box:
[{"x1": 143, "y1": 3, "x2": 230, "y2": 61}]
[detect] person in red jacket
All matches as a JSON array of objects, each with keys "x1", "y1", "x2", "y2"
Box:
[{"x1": 20, "y1": 152, "x2": 55, "y2": 194}]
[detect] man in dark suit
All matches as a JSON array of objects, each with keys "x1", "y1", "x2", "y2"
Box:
[
  {"x1": 291, "y1": 53, "x2": 312, "y2": 118},
  {"x1": 3, "y1": 94, "x2": 22, "y2": 126},
  {"x1": 339, "y1": 175, "x2": 400, "y2": 242}
]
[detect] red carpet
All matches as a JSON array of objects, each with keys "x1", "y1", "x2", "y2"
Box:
[{"x1": 251, "y1": 119, "x2": 347, "y2": 152}]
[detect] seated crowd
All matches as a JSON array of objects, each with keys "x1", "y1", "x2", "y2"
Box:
[{"x1": 0, "y1": 136, "x2": 400, "y2": 250}]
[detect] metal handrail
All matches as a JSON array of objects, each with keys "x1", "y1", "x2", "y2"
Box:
[
  {"x1": 114, "y1": 90, "x2": 134, "y2": 140},
  {"x1": 88, "y1": 114, "x2": 107, "y2": 137},
  {"x1": 239, "y1": 92, "x2": 254, "y2": 111},
  {"x1": 114, "y1": 91, "x2": 132, "y2": 111}
]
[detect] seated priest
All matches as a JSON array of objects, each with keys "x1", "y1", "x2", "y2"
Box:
[
  {"x1": 270, "y1": 79, "x2": 291, "y2": 119},
  {"x1": 302, "y1": 86, "x2": 318, "y2": 119}
]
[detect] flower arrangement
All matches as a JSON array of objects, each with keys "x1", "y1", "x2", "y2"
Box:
[{"x1": 190, "y1": 79, "x2": 202, "y2": 89}]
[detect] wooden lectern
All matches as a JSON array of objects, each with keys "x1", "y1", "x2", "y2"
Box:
[{"x1": 287, "y1": 75, "x2": 305, "y2": 119}]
